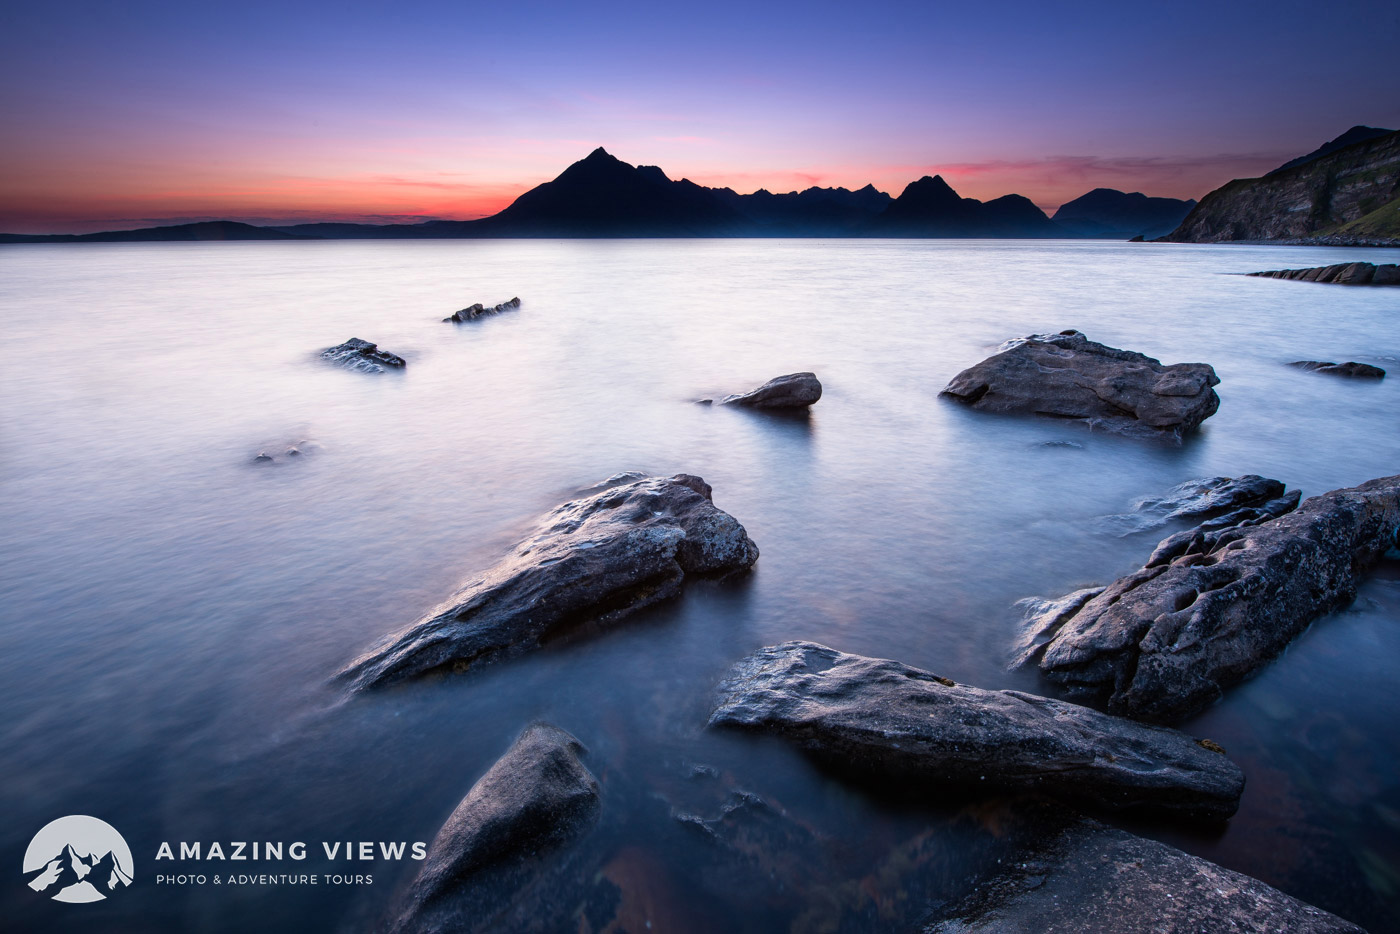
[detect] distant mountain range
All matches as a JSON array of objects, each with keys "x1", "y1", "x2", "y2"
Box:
[
  {"x1": 1164, "y1": 126, "x2": 1400, "y2": 244},
  {"x1": 0, "y1": 147, "x2": 1196, "y2": 243}
]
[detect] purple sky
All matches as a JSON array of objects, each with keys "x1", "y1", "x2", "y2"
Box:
[{"x1": 1, "y1": 0, "x2": 1396, "y2": 232}]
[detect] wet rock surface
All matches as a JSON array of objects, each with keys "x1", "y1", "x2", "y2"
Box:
[
  {"x1": 444, "y1": 296, "x2": 521, "y2": 322},
  {"x1": 709, "y1": 642, "x2": 1245, "y2": 819},
  {"x1": 1098, "y1": 474, "x2": 1291, "y2": 535},
  {"x1": 925, "y1": 817, "x2": 1368, "y2": 933},
  {"x1": 1026, "y1": 475, "x2": 1400, "y2": 722},
  {"x1": 1248, "y1": 262, "x2": 1400, "y2": 285},
  {"x1": 1290, "y1": 360, "x2": 1387, "y2": 379},
  {"x1": 339, "y1": 473, "x2": 758, "y2": 691},
  {"x1": 392, "y1": 723, "x2": 601, "y2": 933},
  {"x1": 320, "y1": 337, "x2": 407, "y2": 373},
  {"x1": 720, "y1": 372, "x2": 823, "y2": 409},
  {"x1": 939, "y1": 330, "x2": 1219, "y2": 441}
]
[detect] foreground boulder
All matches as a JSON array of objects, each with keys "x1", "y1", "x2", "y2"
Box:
[
  {"x1": 1248, "y1": 262, "x2": 1400, "y2": 285},
  {"x1": 719, "y1": 372, "x2": 823, "y2": 409},
  {"x1": 940, "y1": 331, "x2": 1219, "y2": 441},
  {"x1": 444, "y1": 296, "x2": 521, "y2": 322},
  {"x1": 1023, "y1": 475, "x2": 1400, "y2": 722},
  {"x1": 339, "y1": 473, "x2": 758, "y2": 691},
  {"x1": 1289, "y1": 360, "x2": 1386, "y2": 379},
  {"x1": 320, "y1": 337, "x2": 406, "y2": 373},
  {"x1": 710, "y1": 642, "x2": 1244, "y2": 819},
  {"x1": 926, "y1": 817, "x2": 1367, "y2": 933},
  {"x1": 393, "y1": 724, "x2": 600, "y2": 933}
]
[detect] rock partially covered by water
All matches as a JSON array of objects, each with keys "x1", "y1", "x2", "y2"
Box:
[
  {"x1": 392, "y1": 723, "x2": 600, "y2": 934},
  {"x1": 444, "y1": 296, "x2": 521, "y2": 322},
  {"x1": 940, "y1": 331, "x2": 1219, "y2": 441},
  {"x1": 720, "y1": 372, "x2": 823, "y2": 409},
  {"x1": 710, "y1": 642, "x2": 1244, "y2": 820},
  {"x1": 1289, "y1": 360, "x2": 1386, "y2": 379},
  {"x1": 320, "y1": 337, "x2": 406, "y2": 373},
  {"x1": 1026, "y1": 475, "x2": 1400, "y2": 722},
  {"x1": 1248, "y1": 262, "x2": 1400, "y2": 285},
  {"x1": 339, "y1": 474, "x2": 758, "y2": 691},
  {"x1": 926, "y1": 817, "x2": 1367, "y2": 934},
  {"x1": 1100, "y1": 475, "x2": 1294, "y2": 535}
]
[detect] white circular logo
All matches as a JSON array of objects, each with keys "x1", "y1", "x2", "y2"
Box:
[{"x1": 23, "y1": 816, "x2": 134, "y2": 903}]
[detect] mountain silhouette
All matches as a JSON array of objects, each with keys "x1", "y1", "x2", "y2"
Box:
[
  {"x1": 27, "y1": 843, "x2": 130, "y2": 898},
  {"x1": 864, "y1": 175, "x2": 1059, "y2": 237},
  {"x1": 1266, "y1": 125, "x2": 1395, "y2": 176},
  {"x1": 1052, "y1": 188, "x2": 1196, "y2": 239},
  {"x1": 0, "y1": 220, "x2": 315, "y2": 244}
]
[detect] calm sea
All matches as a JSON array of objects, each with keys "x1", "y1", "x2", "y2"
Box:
[{"x1": 2, "y1": 239, "x2": 1398, "y2": 932}]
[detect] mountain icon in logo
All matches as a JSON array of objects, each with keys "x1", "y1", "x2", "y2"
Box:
[{"x1": 24, "y1": 816, "x2": 134, "y2": 903}]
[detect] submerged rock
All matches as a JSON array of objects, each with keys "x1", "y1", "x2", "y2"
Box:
[
  {"x1": 1289, "y1": 360, "x2": 1386, "y2": 379},
  {"x1": 320, "y1": 337, "x2": 406, "y2": 373},
  {"x1": 1025, "y1": 475, "x2": 1400, "y2": 722},
  {"x1": 1099, "y1": 475, "x2": 1293, "y2": 535},
  {"x1": 710, "y1": 642, "x2": 1244, "y2": 820},
  {"x1": 1248, "y1": 262, "x2": 1400, "y2": 285},
  {"x1": 339, "y1": 474, "x2": 758, "y2": 691},
  {"x1": 926, "y1": 817, "x2": 1367, "y2": 933},
  {"x1": 939, "y1": 330, "x2": 1219, "y2": 441},
  {"x1": 444, "y1": 296, "x2": 521, "y2": 322},
  {"x1": 720, "y1": 372, "x2": 823, "y2": 409},
  {"x1": 393, "y1": 723, "x2": 600, "y2": 933}
]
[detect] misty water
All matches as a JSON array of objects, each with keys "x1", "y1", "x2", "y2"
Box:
[{"x1": 2, "y1": 239, "x2": 1398, "y2": 933}]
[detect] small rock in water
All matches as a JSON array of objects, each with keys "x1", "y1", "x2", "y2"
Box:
[
  {"x1": 320, "y1": 337, "x2": 406, "y2": 373},
  {"x1": 719, "y1": 372, "x2": 822, "y2": 409},
  {"x1": 1099, "y1": 474, "x2": 1292, "y2": 535},
  {"x1": 710, "y1": 641, "x2": 1245, "y2": 819},
  {"x1": 1288, "y1": 360, "x2": 1386, "y2": 379},
  {"x1": 285, "y1": 447, "x2": 301, "y2": 456},
  {"x1": 1247, "y1": 262, "x2": 1400, "y2": 285},
  {"x1": 444, "y1": 296, "x2": 521, "y2": 322},
  {"x1": 940, "y1": 331, "x2": 1219, "y2": 442},
  {"x1": 253, "y1": 452, "x2": 274, "y2": 463}
]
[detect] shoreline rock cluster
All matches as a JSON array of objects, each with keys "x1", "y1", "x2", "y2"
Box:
[
  {"x1": 1247, "y1": 262, "x2": 1400, "y2": 285},
  {"x1": 939, "y1": 330, "x2": 1220, "y2": 442},
  {"x1": 444, "y1": 296, "x2": 521, "y2": 322}
]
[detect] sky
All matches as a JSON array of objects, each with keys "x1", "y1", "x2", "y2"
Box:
[{"x1": 1, "y1": 0, "x2": 1397, "y2": 233}]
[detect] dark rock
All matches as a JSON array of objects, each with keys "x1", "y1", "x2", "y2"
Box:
[
  {"x1": 392, "y1": 723, "x2": 600, "y2": 933},
  {"x1": 1026, "y1": 475, "x2": 1400, "y2": 722},
  {"x1": 320, "y1": 337, "x2": 406, "y2": 373},
  {"x1": 1099, "y1": 475, "x2": 1289, "y2": 535},
  {"x1": 719, "y1": 372, "x2": 822, "y2": 409},
  {"x1": 253, "y1": 452, "x2": 274, "y2": 463},
  {"x1": 1289, "y1": 360, "x2": 1386, "y2": 379},
  {"x1": 710, "y1": 642, "x2": 1244, "y2": 820},
  {"x1": 1127, "y1": 234, "x2": 1145, "y2": 242},
  {"x1": 444, "y1": 296, "x2": 521, "y2": 322},
  {"x1": 1247, "y1": 262, "x2": 1400, "y2": 285},
  {"x1": 339, "y1": 474, "x2": 758, "y2": 691},
  {"x1": 925, "y1": 817, "x2": 1367, "y2": 933},
  {"x1": 940, "y1": 331, "x2": 1219, "y2": 441}
]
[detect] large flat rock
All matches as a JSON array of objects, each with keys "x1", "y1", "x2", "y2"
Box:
[
  {"x1": 1025, "y1": 475, "x2": 1400, "y2": 722},
  {"x1": 1248, "y1": 262, "x2": 1400, "y2": 285},
  {"x1": 710, "y1": 642, "x2": 1244, "y2": 819},
  {"x1": 340, "y1": 473, "x2": 758, "y2": 691},
  {"x1": 940, "y1": 330, "x2": 1219, "y2": 441},
  {"x1": 393, "y1": 723, "x2": 600, "y2": 933},
  {"x1": 926, "y1": 818, "x2": 1367, "y2": 933}
]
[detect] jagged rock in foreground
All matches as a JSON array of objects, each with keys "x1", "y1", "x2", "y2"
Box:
[
  {"x1": 1025, "y1": 475, "x2": 1400, "y2": 722},
  {"x1": 1099, "y1": 474, "x2": 1292, "y2": 535},
  {"x1": 925, "y1": 818, "x2": 1367, "y2": 934},
  {"x1": 940, "y1": 331, "x2": 1219, "y2": 441},
  {"x1": 444, "y1": 296, "x2": 521, "y2": 322},
  {"x1": 1289, "y1": 360, "x2": 1386, "y2": 379},
  {"x1": 1247, "y1": 262, "x2": 1400, "y2": 285},
  {"x1": 320, "y1": 337, "x2": 406, "y2": 373},
  {"x1": 339, "y1": 473, "x2": 758, "y2": 691},
  {"x1": 719, "y1": 372, "x2": 823, "y2": 409},
  {"x1": 392, "y1": 724, "x2": 600, "y2": 934},
  {"x1": 709, "y1": 642, "x2": 1244, "y2": 819}
]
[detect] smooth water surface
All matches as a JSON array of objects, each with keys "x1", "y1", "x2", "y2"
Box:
[{"x1": 2, "y1": 239, "x2": 1398, "y2": 932}]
